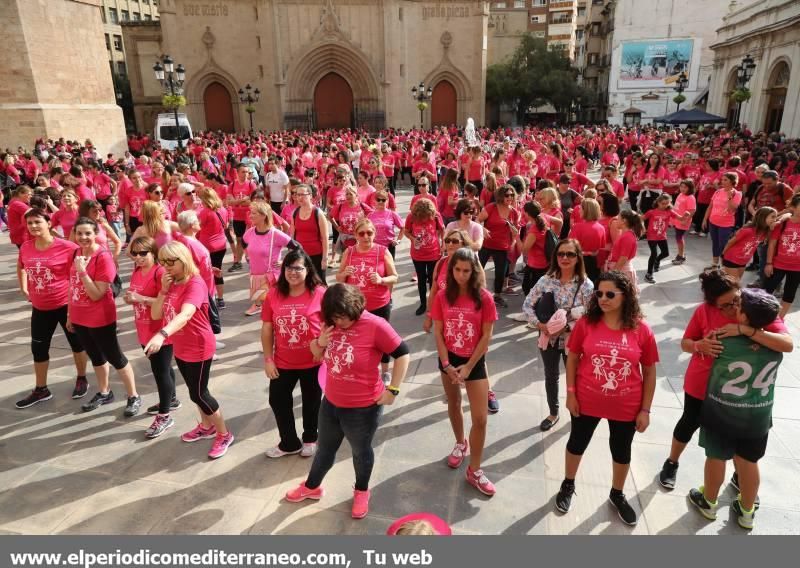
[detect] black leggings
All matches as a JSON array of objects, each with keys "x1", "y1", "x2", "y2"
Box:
[
  {"x1": 176, "y1": 357, "x2": 218, "y2": 415},
  {"x1": 673, "y1": 392, "x2": 704, "y2": 444},
  {"x1": 31, "y1": 305, "x2": 84, "y2": 363},
  {"x1": 309, "y1": 254, "x2": 327, "y2": 281},
  {"x1": 269, "y1": 366, "x2": 322, "y2": 451},
  {"x1": 141, "y1": 343, "x2": 177, "y2": 414},
  {"x1": 412, "y1": 259, "x2": 437, "y2": 307},
  {"x1": 566, "y1": 414, "x2": 637, "y2": 465},
  {"x1": 479, "y1": 247, "x2": 508, "y2": 295},
  {"x1": 583, "y1": 255, "x2": 600, "y2": 284},
  {"x1": 209, "y1": 249, "x2": 226, "y2": 287},
  {"x1": 73, "y1": 322, "x2": 129, "y2": 369},
  {"x1": 647, "y1": 240, "x2": 670, "y2": 275},
  {"x1": 765, "y1": 267, "x2": 800, "y2": 304},
  {"x1": 522, "y1": 266, "x2": 546, "y2": 297},
  {"x1": 369, "y1": 303, "x2": 392, "y2": 364}
]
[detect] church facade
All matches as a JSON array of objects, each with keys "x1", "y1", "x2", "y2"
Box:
[{"x1": 122, "y1": 0, "x2": 489, "y2": 134}]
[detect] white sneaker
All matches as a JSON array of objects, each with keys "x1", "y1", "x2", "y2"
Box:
[
  {"x1": 265, "y1": 446, "x2": 301, "y2": 459},
  {"x1": 509, "y1": 312, "x2": 528, "y2": 322},
  {"x1": 216, "y1": 341, "x2": 226, "y2": 349},
  {"x1": 300, "y1": 442, "x2": 317, "y2": 458}
]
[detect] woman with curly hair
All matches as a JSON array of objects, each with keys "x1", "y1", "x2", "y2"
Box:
[
  {"x1": 404, "y1": 197, "x2": 444, "y2": 315},
  {"x1": 554, "y1": 271, "x2": 659, "y2": 526}
]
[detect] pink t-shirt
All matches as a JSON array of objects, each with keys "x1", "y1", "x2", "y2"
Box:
[
  {"x1": 343, "y1": 244, "x2": 391, "y2": 311},
  {"x1": 129, "y1": 264, "x2": 166, "y2": 345},
  {"x1": 261, "y1": 286, "x2": 324, "y2": 370},
  {"x1": 430, "y1": 288, "x2": 497, "y2": 358},
  {"x1": 51, "y1": 208, "x2": 78, "y2": 238},
  {"x1": 772, "y1": 220, "x2": 800, "y2": 271},
  {"x1": 68, "y1": 248, "x2": 117, "y2": 328},
  {"x1": 569, "y1": 221, "x2": 607, "y2": 254},
  {"x1": 173, "y1": 234, "x2": 216, "y2": 297},
  {"x1": 332, "y1": 202, "x2": 372, "y2": 236},
  {"x1": 405, "y1": 215, "x2": 443, "y2": 261},
  {"x1": 19, "y1": 238, "x2": 80, "y2": 311},
  {"x1": 197, "y1": 207, "x2": 228, "y2": 253},
  {"x1": 643, "y1": 209, "x2": 675, "y2": 241},
  {"x1": 368, "y1": 209, "x2": 403, "y2": 247},
  {"x1": 323, "y1": 312, "x2": 402, "y2": 408},
  {"x1": 162, "y1": 275, "x2": 215, "y2": 362},
  {"x1": 708, "y1": 189, "x2": 742, "y2": 228},
  {"x1": 682, "y1": 303, "x2": 787, "y2": 399},
  {"x1": 672, "y1": 193, "x2": 696, "y2": 230},
  {"x1": 243, "y1": 227, "x2": 292, "y2": 278},
  {"x1": 608, "y1": 230, "x2": 638, "y2": 264},
  {"x1": 567, "y1": 318, "x2": 659, "y2": 421},
  {"x1": 229, "y1": 179, "x2": 257, "y2": 221},
  {"x1": 723, "y1": 226, "x2": 762, "y2": 266},
  {"x1": 124, "y1": 186, "x2": 147, "y2": 220}
]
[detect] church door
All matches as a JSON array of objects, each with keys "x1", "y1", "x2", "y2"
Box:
[
  {"x1": 431, "y1": 80, "x2": 457, "y2": 127},
  {"x1": 204, "y1": 82, "x2": 235, "y2": 132},
  {"x1": 314, "y1": 73, "x2": 353, "y2": 130}
]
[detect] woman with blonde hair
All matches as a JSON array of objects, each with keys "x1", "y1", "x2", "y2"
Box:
[
  {"x1": 536, "y1": 187, "x2": 564, "y2": 235},
  {"x1": 196, "y1": 186, "x2": 231, "y2": 308},
  {"x1": 404, "y1": 197, "x2": 444, "y2": 315},
  {"x1": 145, "y1": 241, "x2": 234, "y2": 459},
  {"x1": 130, "y1": 200, "x2": 178, "y2": 249},
  {"x1": 51, "y1": 189, "x2": 80, "y2": 238}
]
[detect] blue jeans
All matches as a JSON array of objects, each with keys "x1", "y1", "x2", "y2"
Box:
[
  {"x1": 305, "y1": 398, "x2": 383, "y2": 491},
  {"x1": 709, "y1": 223, "x2": 734, "y2": 258}
]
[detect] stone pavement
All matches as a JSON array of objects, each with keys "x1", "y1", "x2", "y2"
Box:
[{"x1": 1, "y1": 185, "x2": 799, "y2": 535}]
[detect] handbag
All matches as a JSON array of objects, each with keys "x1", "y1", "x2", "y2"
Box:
[
  {"x1": 207, "y1": 294, "x2": 222, "y2": 334},
  {"x1": 533, "y1": 279, "x2": 583, "y2": 324}
]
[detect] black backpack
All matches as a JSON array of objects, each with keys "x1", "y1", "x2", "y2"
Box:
[{"x1": 543, "y1": 228, "x2": 560, "y2": 263}]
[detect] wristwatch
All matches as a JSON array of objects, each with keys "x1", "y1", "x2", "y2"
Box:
[
  {"x1": 158, "y1": 329, "x2": 169, "y2": 339},
  {"x1": 386, "y1": 386, "x2": 400, "y2": 396}
]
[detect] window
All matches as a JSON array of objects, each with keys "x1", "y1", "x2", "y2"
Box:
[
  {"x1": 108, "y1": 7, "x2": 118, "y2": 23},
  {"x1": 144, "y1": 14, "x2": 151, "y2": 21},
  {"x1": 575, "y1": 29, "x2": 584, "y2": 40},
  {"x1": 514, "y1": 0, "x2": 526, "y2": 7},
  {"x1": 493, "y1": 2, "x2": 506, "y2": 8},
  {"x1": 121, "y1": 10, "x2": 129, "y2": 21},
  {"x1": 132, "y1": 12, "x2": 141, "y2": 21},
  {"x1": 533, "y1": 30, "x2": 546, "y2": 38},
  {"x1": 113, "y1": 35, "x2": 123, "y2": 51},
  {"x1": 578, "y1": 7, "x2": 586, "y2": 17},
  {"x1": 533, "y1": 0, "x2": 547, "y2": 5},
  {"x1": 117, "y1": 62, "x2": 127, "y2": 76},
  {"x1": 105, "y1": 34, "x2": 110, "y2": 50},
  {"x1": 530, "y1": 15, "x2": 541, "y2": 23},
  {"x1": 591, "y1": 22, "x2": 600, "y2": 35},
  {"x1": 589, "y1": 53, "x2": 598, "y2": 64},
  {"x1": 100, "y1": 7, "x2": 106, "y2": 23}
]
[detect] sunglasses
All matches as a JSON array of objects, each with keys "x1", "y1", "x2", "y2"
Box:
[
  {"x1": 505, "y1": 193, "x2": 515, "y2": 198},
  {"x1": 184, "y1": 190, "x2": 195, "y2": 195},
  {"x1": 159, "y1": 257, "x2": 180, "y2": 267},
  {"x1": 130, "y1": 250, "x2": 149, "y2": 257},
  {"x1": 419, "y1": 184, "x2": 429, "y2": 187},
  {"x1": 444, "y1": 238, "x2": 463, "y2": 245},
  {"x1": 285, "y1": 265, "x2": 306, "y2": 273},
  {"x1": 557, "y1": 251, "x2": 578, "y2": 259},
  {"x1": 375, "y1": 198, "x2": 387, "y2": 203},
  {"x1": 595, "y1": 290, "x2": 620, "y2": 300},
  {"x1": 357, "y1": 231, "x2": 374, "y2": 237},
  {"x1": 150, "y1": 190, "x2": 163, "y2": 195}
]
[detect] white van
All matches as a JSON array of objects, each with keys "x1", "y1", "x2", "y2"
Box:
[{"x1": 155, "y1": 113, "x2": 192, "y2": 150}]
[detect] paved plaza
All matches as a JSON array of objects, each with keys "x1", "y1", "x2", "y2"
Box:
[{"x1": 1, "y1": 186, "x2": 799, "y2": 535}]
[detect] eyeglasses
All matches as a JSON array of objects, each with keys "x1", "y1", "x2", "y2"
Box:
[
  {"x1": 159, "y1": 257, "x2": 180, "y2": 267},
  {"x1": 285, "y1": 265, "x2": 306, "y2": 273},
  {"x1": 375, "y1": 198, "x2": 387, "y2": 203},
  {"x1": 718, "y1": 296, "x2": 741, "y2": 311},
  {"x1": 595, "y1": 290, "x2": 620, "y2": 300},
  {"x1": 357, "y1": 231, "x2": 374, "y2": 237},
  {"x1": 444, "y1": 238, "x2": 463, "y2": 245},
  {"x1": 130, "y1": 250, "x2": 149, "y2": 257},
  {"x1": 295, "y1": 192, "x2": 310, "y2": 197},
  {"x1": 556, "y1": 251, "x2": 578, "y2": 259}
]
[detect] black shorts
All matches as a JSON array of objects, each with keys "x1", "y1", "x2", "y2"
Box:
[
  {"x1": 699, "y1": 427, "x2": 768, "y2": 463},
  {"x1": 722, "y1": 258, "x2": 745, "y2": 269},
  {"x1": 232, "y1": 220, "x2": 247, "y2": 238},
  {"x1": 438, "y1": 351, "x2": 487, "y2": 381}
]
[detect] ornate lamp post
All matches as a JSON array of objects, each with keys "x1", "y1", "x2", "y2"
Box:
[
  {"x1": 411, "y1": 81, "x2": 433, "y2": 128},
  {"x1": 153, "y1": 55, "x2": 186, "y2": 149},
  {"x1": 673, "y1": 71, "x2": 689, "y2": 111},
  {"x1": 238, "y1": 83, "x2": 261, "y2": 134},
  {"x1": 732, "y1": 54, "x2": 756, "y2": 128}
]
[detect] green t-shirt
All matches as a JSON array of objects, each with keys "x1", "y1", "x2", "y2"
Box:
[{"x1": 702, "y1": 336, "x2": 782, "y2": 439}]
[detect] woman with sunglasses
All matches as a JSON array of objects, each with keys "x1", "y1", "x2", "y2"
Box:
[
  {"x1": 477, "y1": 184, "x2": 521, "y2": 308},
  {"x1": 365, "y1": 175, "x2": 397, "y2": 211},
  {"x1": 445, "y1": 199, "x2": 483, "y2": 251},
  {"x1": 285, "y1": 283, "x2": 410, "y2": 519},
  {"x1": 329, "y1": 185, "x2": 372, "y2": 263},
  {"x1": 175, "y1": 182, "x2": 200, "y2": 215},
  {"x1": 522, "y1": 239, "x2": 594, "y2": 431},
  {"x1": 197, "y1": 187, "x2": 230, "y2": 309},
  {"x1": 336, "y1": 218, "x2": 398, "y2": 380},
  {"x1": 124, "y1": 236, "x2": 180, "y2": 438},
  {"x1": 261, "y1": 249, "x2": 325, "y2": 459},
  {"x1": 431, "y1": 247, "x2": 498, "y2": 495},
  {"x1": 367, "y1": 190, "x2": 403, "y2": 258},
  {"x1": 145, "y1": 241, "x2": 234, "y2": 459},
  {"x1": 15, "y1": 208, "x2": 90, "y2": 409},
  {"x1": 405, "y1": 198, "x2": 444, "y2": 316},
  {"x1": 290, "y1": 184, "x2": 330, "y2": 279},
  {"x1": 410, "y1": 175, "x2": 437, "y2": 211},
  {"x1": 657, "y1": 269, "x2": 791, "y2": 490},
  {"x1": 68, "y1": 217, "x2": 140, "y2": 415},
  {"x1": 555, "y1": 271, "x2": 657, "y2": 526}
]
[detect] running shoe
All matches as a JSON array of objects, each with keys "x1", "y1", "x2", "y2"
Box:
[
  {"x1": 227, "y1": 262, "x2": 243, "y2": 273},
  {"x1": 658, "y1": 459, "x2": 679, "y2": 490},
  {"x1": 671, "y1": 256, "x2": 686, "y2": 265},
  {"x1": 285, "y1": 482, "x2": 324, "y2": 502},
  {"x1": 644, "y1": 273, "x2": 655, "y2": 284},
  {"x1": 689, "y1": 229, "x2": 698, "y2": 235},
  {"x1": 81, "y1": 391, "x2": 114, "y2": 412},
  {"x1": 208, "y1": 431, "x2": 234, "y2": 459},
  {"x1": 729, "y1": 472, "x2": 760, "y2": 509},
  {"x1": 300, "y1": 442, "x2": 317, "y2": 458},
  {"x1": 447, "y1": 440, "x2": 469, "y2": 468},
  {"x1": 699, "y1": 232, "x2": 708, "y2": 238},
  {"x1": 145, "y1": 414, "x2": 175, "y2": 439},
  {"x1": 415, "y1": 304, "x2": 427, "y2": 316},
  {"x1": 732, "y1": 495, "x2": 755, "y2": 530},
  {"x1": 465, "y1": 466, "x2": 496, "y2": 496},
  {"x1": 609, "y1": 490, "x2": 638, "y2": 525},
  {"x1": 147, "y1": 398, "x2": 182, "y2": 415},
  {"x1": 217, "y1": 298, "x2": 226, "y2": 309},
  {"x1": 71, "y1": 377, "x2": 89, "y2": 399},
  {"x1": 555, "y1": 480, "x2": 575, "y2": 513},
  {"x1": 124, "y1": 396, "x2": 142, "y2": 417},
  {"x1": 265, "y1": 446, "x2": 301, "y2": 459},
  {"x1": 493, "y1": 295, "x2": 508, "y2": 308},
  {"x1": 509, "y1": 312, "x2": 528, "y2": 322},
  {"x1": 488, "y1": 390, "x2": 500, "y2": 413},
  {"x1": 688, "y1": 486, "x2": 718, "y2": 520},
  {"x1": 15, "y1": 387, "x2": 53, "y2": 409},
  {"x1": 352, "y1": 488, "x2": 371, "y2": 519},
  {"x1": 245, "y1": 304, "x2": 262, "y2": 316},
  {"x1": 181, "y1": 423, "x2": 217, "y2": 443}
]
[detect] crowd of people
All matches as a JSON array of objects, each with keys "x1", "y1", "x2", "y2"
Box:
[{"x1": 1, "y1": 122, "x2": 798, "y2": 530}]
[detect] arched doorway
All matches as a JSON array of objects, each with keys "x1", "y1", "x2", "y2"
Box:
[
  {"x1": 431, "y1": 80, "x2": 457, "y2": 127},
  {"x1": 764, "y1": 62, "x2": 790, "y2": 133},
  {"x1": 203, "y1": 82, "x2": 234, "y2": 132},
  {"x1": 314, "y1": 73, "x2": 353, "y2": 130}
]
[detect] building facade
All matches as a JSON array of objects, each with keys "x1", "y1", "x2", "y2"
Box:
[
  {"x1": 101, "y1": 0, "x2": 160, "y2": 79},
  {"x1": 707, "y1": 0, "x2": 800, "y2": 137},
  {"x1": 0, "y1": 0, "x2": 127, "y2": 155},
  {"x1": 123, "y1": 0, "x2": 489, "y2": 135},
  {"x1": 574, "y1": 0, "x2": 612, "y2": 122}
]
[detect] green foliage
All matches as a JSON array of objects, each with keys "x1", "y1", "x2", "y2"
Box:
[
  {"x1": 416, "y1": 102, "x2": 429, "y2": 112},
  {"x1": 672, "y1": 94, "x2": 686, "y2": 105},
  {"x1": 162, "y1": 94, "x2": 186, "y2": 110},
  {"x1": 730, "y1": 88, "x2": 751, "y2": 103},
  {"x1": 245, "y1": 105, "x2": 256, "y2": 114}
]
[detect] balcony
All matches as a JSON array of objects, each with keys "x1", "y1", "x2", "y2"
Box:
[{"x1": 549, "y1": 1, "x2": 576, "y2": 10}]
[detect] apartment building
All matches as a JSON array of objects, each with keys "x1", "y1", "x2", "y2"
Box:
[
  {"x1": 575, "y1": 0, "x2": 614, "y2": 122},
  {"x1": 100, "y1": 0, "x2": 160, "y2": 80}
]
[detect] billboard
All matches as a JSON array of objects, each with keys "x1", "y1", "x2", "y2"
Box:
[{"x1": 618, "y1": 39, "x2": 693, "y2": 88}]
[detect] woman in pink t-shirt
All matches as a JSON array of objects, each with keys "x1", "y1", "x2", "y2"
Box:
[
  {"x1": 51, "y1": 189, "x2": 79, "y2": 239},
  {"x1": 702, "y1": 173, "x2": 742, "y2": 268},
  {"x1": 431, "y1": 248, "x2": 498, "y2": 496},
  {"x1": 404, "y1": 198, "x2": 444, "y2": 316},
  {"x1": 367, "y1": 190, "x2": 403, "y2": 258},
  {"x1": 123, "y1": 236, "x2": 179, "y2": 439},
  {"x1": 765, "y1": 194, "x2": 800, "y2": 318},
  {"x1": 557, "y1": 272, "x2": 658, "y2": 525},
  {"x1": 477, "y1": 185, "x2": 521, "y2": 308},
  {"x1": 670, "y1": 180, "x2": 697, "y2": 265},
  {"x1": 68, "y1": 217, "x2": 139, "y2": 415},
  {"x1": 7, "y1": 185, "x2": 34, "y2": 247},
  {"x1": 569, "y1": 199, "x2": 607, "y2": 283},
  {"x1": 436, "y1": 168, "x2": 461, "y2": 224},
  {"x1": 197, "y1": 187, "x2": 230, "y2": 308},
  {"x1": 122, "y1": 169, "x2": 148, "y2": 237},
  {"x1": 721, "y1": 206, "x2": 777, "y2": 281},
  {"x1": 145, "y1": 241, "x2": 234, "y2": 460},
  {"x1": 285, "y1": 284, "x2": 410, "y2": 520},
  {"x1": 607, "y1": 210, "x2": 644, "y2": 292},
  {"x1": 261, "y1": 249, "x2": 326, "y2": 459},
  {"x1": 14, "y1": 208, "x2": 90, "y2": 410}
]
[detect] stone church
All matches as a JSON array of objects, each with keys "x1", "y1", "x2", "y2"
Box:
[{"x1": 123, "y1": 0, "x2": 489, "y2": 134}]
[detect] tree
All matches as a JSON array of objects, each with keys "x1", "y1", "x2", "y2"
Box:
[{"x1": 486, "y1": 35, "x2": 592, "y2": 123}]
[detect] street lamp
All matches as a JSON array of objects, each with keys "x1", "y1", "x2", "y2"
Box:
[
  {"x1": 673, "y1": 71, "x2": 689, "y2": 111},
  {"x1": 238, "y1": 83, "x2": 261, "y2": 134},
  {"x1": 733, "y1": 53, "x2": 756, "y2": 128},
  {"x1": 153, "y1": 55, "x2": 186, "y2": 149},
  {"x1": 411, "y1": 81, "x2": 433, "y2": 128}
]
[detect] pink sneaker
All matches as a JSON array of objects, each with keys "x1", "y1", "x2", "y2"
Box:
[
  {"x1": 285, "y1": 482, "x2": 324, "y2": 503},
  {"x1": 447, "y1": 440, "x2": 469, "y2": 469},
  {"x1": 181, "y1": 423, "x2": 217, "y2": 443},
  {"x1": 352, "y1": 488, "x2": 370, "y2": 519},
  {"x1": 466, "y1": 466, "x2": 496, "y2": 496},
  {"x1": 208, "y1": 431, "x2": 234, "y2": 459}
]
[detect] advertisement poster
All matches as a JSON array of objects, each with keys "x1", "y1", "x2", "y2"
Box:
[{"x1": 618, "y1": 39, "x2": 693, "y2": 88}]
